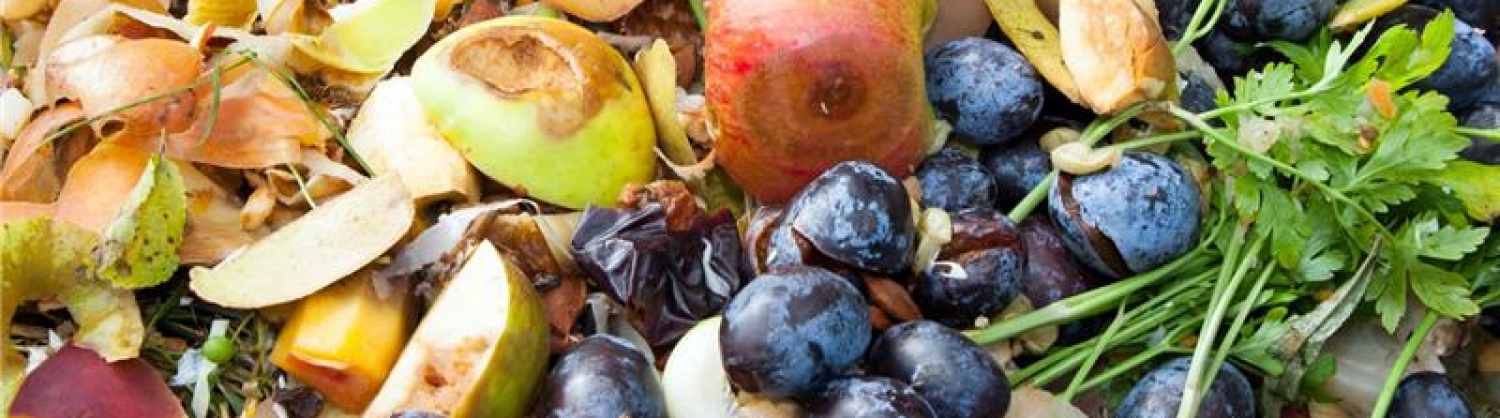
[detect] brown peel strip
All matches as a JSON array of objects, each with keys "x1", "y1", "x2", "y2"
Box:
[{"x1": 983, "y1": 0, "x2": 1082, "y2": 104}]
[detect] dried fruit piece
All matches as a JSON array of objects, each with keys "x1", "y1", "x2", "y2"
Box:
[
  {"x1": 189, "y1": 175, "x2": 414, "y2": 309},
  {"x1": 411, "y1": 16, "x2": 657, "y2": 209},
  {"x1": 364, "y1": 241, "x2": 549, "y2": 418},
  {"x1": 571, "y1": 181, "x2": 751, "y2": 347},
  {"x1": 1058, "y1": 0, "x2": 1176, "y2": 114}
]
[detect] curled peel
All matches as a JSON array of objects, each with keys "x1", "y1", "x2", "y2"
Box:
[
  {"x1": 1058, "y1": 0, "x2": 1176, "y2": 115},
  {"x1": 983, "y1": 0, "x2": 1081, "y2": 103}
]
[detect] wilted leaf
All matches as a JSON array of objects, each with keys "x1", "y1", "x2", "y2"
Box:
[
  {"x1": 91, "y1": 153, "x2": 186, "y2": 289},
  {"x1": 1431, "y1": 160, "x2": 1500, "y2": 222}
]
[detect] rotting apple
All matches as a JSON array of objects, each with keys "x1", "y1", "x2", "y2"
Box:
[
  {"x1": 705, "y1": 0, "x2": 938, "y2": 203},
  {"x1": 411, "y1": 16, "x2": 657, "y2": 209},
  {"x1": 363, "y1": 240, "x2": 550, "y2": 418}
]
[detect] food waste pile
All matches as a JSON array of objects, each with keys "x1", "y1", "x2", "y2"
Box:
[{"x1": 1, "y1": 0, "x2": 1499, "y2": 417}]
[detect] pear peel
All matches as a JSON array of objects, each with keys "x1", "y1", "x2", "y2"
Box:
[{"x1": 189, "y1": 174, "x2": 414, "y2": 309}]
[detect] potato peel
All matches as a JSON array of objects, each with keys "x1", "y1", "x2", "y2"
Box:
[{"x1": 189, "y1": 174, "x2": 414, "y2": 309}]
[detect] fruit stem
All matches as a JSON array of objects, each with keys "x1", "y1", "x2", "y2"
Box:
[
  {"x1": 1176, "y1": 230, "x2": 1267, "y2": 418},
  {"x1": 966, "y1": 247, "x2": 1213, "y2": 345},
  {"x1": 1369, "y1": 311, "x2": 1439, "y2": 418}
]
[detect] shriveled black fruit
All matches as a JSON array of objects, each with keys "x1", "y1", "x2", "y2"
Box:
[
  {"x1": 770, "y1": 161, "x2": 916, "y2": 274},
  {"x1": 720, "y1": 266, "x2": 872, "y2": 399},
  {"x1": 1018, "y1": 216, "x2": 1101, "y2": 344},
  {"x1": 805, "y1": 376, "x2": 936, "y2": 418},
  {"x1": 1048, "y1": 152, "x2": 1202, "y2": 279},
  {"x1": 913, "y1": 208, "x2": 1023, "y2": 328},
  {"x1": 867, "y1": 320, "x2": 1010, "y2": 418},
  {"x1": 1390, "y1": 372, "x2": 1475, "y2": 418},
  {"x1": 539, "y1": 335, "x2": 667, "y2": 418},
  {"x1": 1116, "y1": 357, "x2": 1255, "y2": 418},
  {"x1": 916, "y1": 148, "x2": 998, "y2": 212}
]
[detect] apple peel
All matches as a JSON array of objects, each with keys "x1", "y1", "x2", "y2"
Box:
[
  {"x1": 347, "y1": 77, "x2": 479, "y2": 206},
  {"x1": 189, "y1": 174, "x2": 414, "y2": 309}
]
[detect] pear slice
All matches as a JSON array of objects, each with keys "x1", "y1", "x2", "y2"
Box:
[
  {"x1": 189, "y1": 174, "x2": 413, "y2": 309},
  {"x1": 364, "y1": 240, "x2": 550, "y2": 418}
]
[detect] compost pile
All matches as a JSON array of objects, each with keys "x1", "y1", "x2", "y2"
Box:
[{"x1": 1, "y1": 0, "x2": 1499, "y2": 417}]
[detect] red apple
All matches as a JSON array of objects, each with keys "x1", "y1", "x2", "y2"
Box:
[
  {"x1": 706, "y1": 0, "x2": 937, "y2": 203},
  {"x1": 10, "y1": 345, "x2": 184, "y2": 418}
]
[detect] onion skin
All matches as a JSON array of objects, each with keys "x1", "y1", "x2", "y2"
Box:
[{"x1": 706, "y1": 0, "x2": 936, "y2": 203}]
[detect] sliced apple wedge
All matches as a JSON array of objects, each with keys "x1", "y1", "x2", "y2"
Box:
[
  {"x1": 364, "y1": 240, "x2": 549, "y2": 418},
  {"x1": 189, "y1": 174, "x2": 413, "y2": 309}
]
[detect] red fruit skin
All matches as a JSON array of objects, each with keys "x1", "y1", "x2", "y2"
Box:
[
  {"x1": 706, "y1": 0, "x2": 934, "y2": 203},
  {"x1": 11, "y1": 345, "x2": 186, "y2": 418}
]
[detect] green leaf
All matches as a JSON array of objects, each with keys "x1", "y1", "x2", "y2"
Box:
[
  {"x1": 1430, "y1": 161, "x2": 1500, "y2": 222},
  {"x1": 1418, "y1": 223, "x2": 1489, "y2": 261},
  {"x1": 1300, "y1": 353, "x2": 1339, "y2": 398},
  {"x1": 91, "y1": 154, "x2": 187, "y2": 289},
  {"x1": 1359, "y1": 11, "x2": 1455, "y2": 89},
  {"x1": 1409, "y1": 260, "x2": 1480, "y2": 318}
]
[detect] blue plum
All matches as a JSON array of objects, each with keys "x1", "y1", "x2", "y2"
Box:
[
  {"x1": 867, "y1": 320, "x2": 1010, "y2": 418},
  {"x1": 925, "y1": 37, "x2": 1044, "y2": 146},
  {"x1": 539, "y1": 335, "x2": 666, "y2": 418},
  {"x1": 1415, "y1": 0, "x2": 1500, "y2": 32},
  {"x1": 719, "y1": 266, "x2": 872, "y2": 399},
  {"x1": 1048, "y1": 152, "x2": 1202, "y2": 278},
  {"x1": 1390, "y1": 372, "x2": 1475, "y2": 418},
  {"x1": 916, "y1": 148, "x2": 998, "y2": 212},
  {"x1": 981, "y1": 137, "x2": 1052, "y2": 211},
  {"x1": 1223, "y1": 0, "x2": 1334, "y2": 42},
  {"x1": 773, "y1": 161, "x2": 916, "y2": 274},
  {"x1": 1116, "y1": 357, "x2": 1255, "y2": 418},
  {"x1": 805, "y1": 376, "x2": 936, "y2": 418}
]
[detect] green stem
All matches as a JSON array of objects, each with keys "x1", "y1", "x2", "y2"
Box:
[
  {"x1": 237, "y1": 51, "x2": 374, "y2": 175},
  {"x1": 1102, "y1": 131, "x2": 1203, "y2": 152},
  {"x1": 1177, "y1": 231, "x2": 1268, "y2": 418},
  {"x1": 967, "y1": 248, "x2": 1212, "y2": 345},
  {"x1": 1369, "y1": 312, "x2": 1439, "y2": 418},
  {"x1": 687, "y1": 0, "x2": 708, "y2": 31},
  {"x1": 1061, "y1": 301, "x2": 1130, "y2": 402},
  {"x1": 1172, "y1": 0, "x2": 1227, "y2": 55},
  {"x1": 1202, "y1": 266, "x2": 1276, "y2": 391},
  {"x1": 1457, "y1": 126, "x2": 1500, "y2": 143},
  {"x1": 1006, "y1": 104, "x2": 1147, "y2": 222}
]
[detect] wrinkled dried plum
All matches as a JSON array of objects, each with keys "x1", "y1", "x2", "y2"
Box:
[
  {"x1": 913, "y1": 208, "x2": 1024, "y2": 328},
  {"x1": 570, "y1": 182, "x2": 753, "y2": 347}
]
